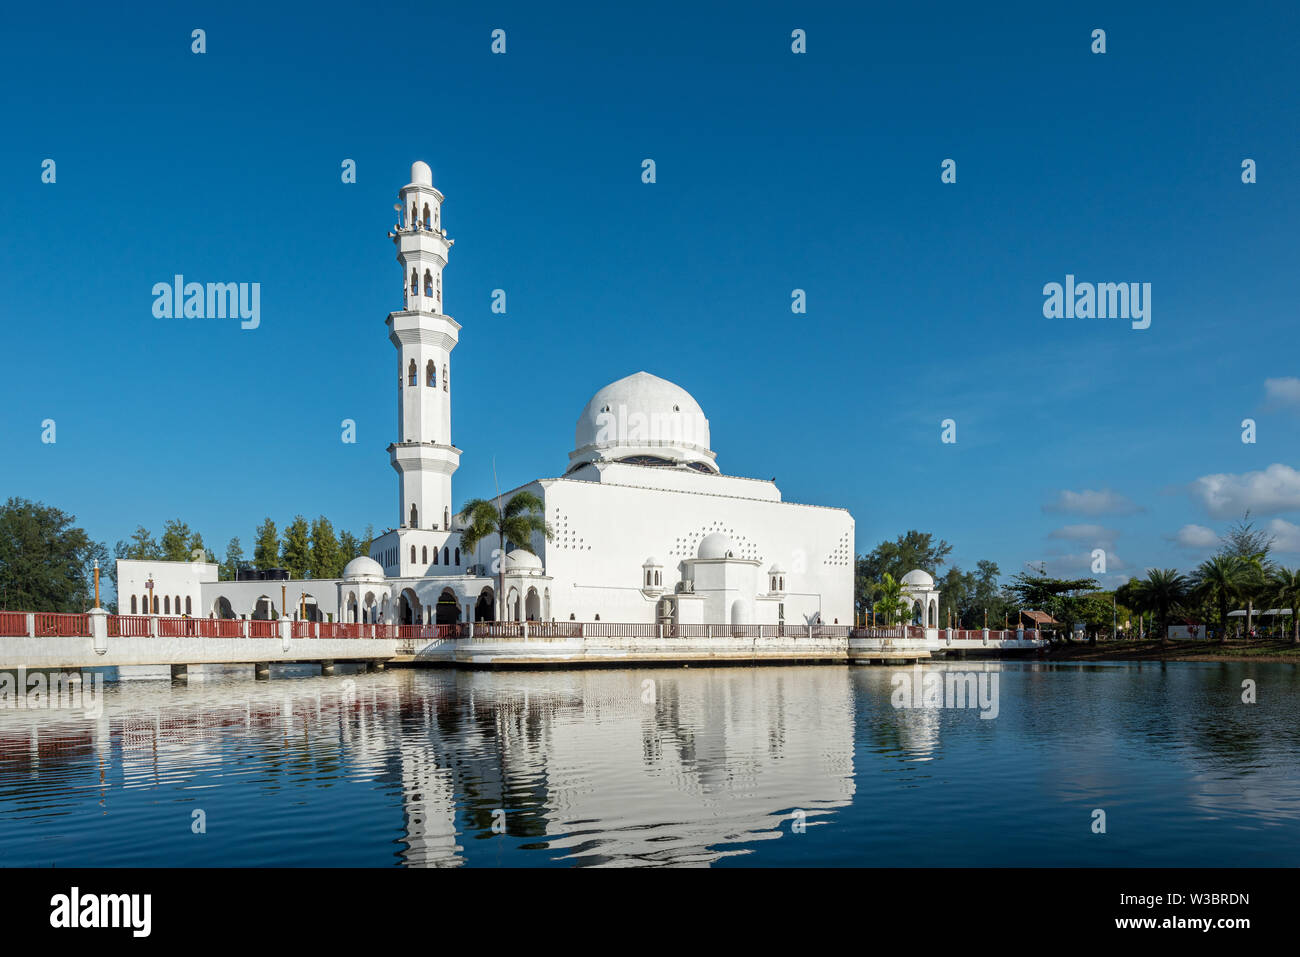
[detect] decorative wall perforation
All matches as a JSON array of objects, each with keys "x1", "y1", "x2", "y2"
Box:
[
  {"x1": 667, "y1": 520, "x2": 762, "y2": 563},
  {"x1": 823, "y1": 530, "x2": 852, "y2": 567},
  {"x1": 550, "y1": 507, "x2": 590, "y2": 551}
]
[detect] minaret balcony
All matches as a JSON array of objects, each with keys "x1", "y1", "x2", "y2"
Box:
[{"x1": 388, "y1": 441, "x2": 461, "y2": 475}]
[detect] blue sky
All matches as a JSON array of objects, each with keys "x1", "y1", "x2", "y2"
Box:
[{"x1": 2, "y1": 0, "x2": 1298, "y2": 586}]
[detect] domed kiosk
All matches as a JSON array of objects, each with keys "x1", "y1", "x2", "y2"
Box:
[{"x1": 900, "y1": 569, "x2": 940, "y2": 628}]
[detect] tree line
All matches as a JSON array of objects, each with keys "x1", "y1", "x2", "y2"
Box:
[
  {"x1": 1115, "y1": 514, "x2": 1300, "y2": 643},
  {"x1": 114, "y1": 516, "x2": 376, "y2": 583},
  {"x1": 855, "y1": 517, "x2": 1300, "y2": 643}
]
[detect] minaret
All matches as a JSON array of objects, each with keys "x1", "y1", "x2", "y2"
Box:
[{"x1": 387, "y1": 161, "x2": 460, "y2": 533}]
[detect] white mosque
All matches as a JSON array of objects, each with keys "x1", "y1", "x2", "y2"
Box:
[{"x1": 116, "y1": 162, "x2": 857, "y2": 629}]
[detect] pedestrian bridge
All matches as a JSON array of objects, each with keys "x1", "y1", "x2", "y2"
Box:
[{"x1": 0, "y1": 612, "x2": 1045, "y2": 673}]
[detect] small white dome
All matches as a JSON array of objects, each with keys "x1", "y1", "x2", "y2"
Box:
[
  {"x1": 505, "y1": 549, "x2": 543, "y2": 572},
  {"x1": 698, "y1": 532, "x2": 734, "y2": 560},
  {"x1": 768, "y1": 563, "x2": 786, "y2": 575},
  {"x1": 901, "y1": 569, "x2": 934, "y2": 588},
  {"x1": 643, "y1": 556, "x2": 660, "y2": 567},
  {"x1": 343, "y1": 556, "x2": 385, "y2": 579},
  {"x1": 410, "y1": 161, "x2": 433, "y2": 186}
]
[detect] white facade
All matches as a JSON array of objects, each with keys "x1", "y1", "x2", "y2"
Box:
[{"x1": 122, "y1": 161, "x2": 855, "y2": 628}]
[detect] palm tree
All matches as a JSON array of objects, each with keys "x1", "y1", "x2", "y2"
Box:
[
  {"x1": 1131, "y1": 568, "x2": 1189, "y2": 643},
  {"x1": 872, "y1": 572, "x2": 912, "y2": 626},
  {"x1": 458, "y1": 492, "x2": 552, "y2": 622},
  {"x1": 1191, "y1": 555, "x2": 1247, "y2": 642},
  {"x1": 1236, "y1": 552, "x2": 1272, "y2": 638},
  {"x1": 1268, "y1": 568, "x2": 1300, "y2": 644}
]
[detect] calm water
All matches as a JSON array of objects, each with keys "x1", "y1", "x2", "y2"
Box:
[{"x1": 1, "y1": 661, "x2": 1298, "y2": 867}]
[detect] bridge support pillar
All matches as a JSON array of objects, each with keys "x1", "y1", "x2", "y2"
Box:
[
  {"x1": 170, "y1": 664, "x2": 188, "y2": 681},
  {"x1": 253, "y1": 662, "x2": 270, "y2": 680},
  {"x1": 320, "y1": 660, "x2": 335, "y2": 676},
  {"x1": 90, "y1": 608, "x2": 109, "y2": 655},
  {"x1": 367, "y1": 660, "x2": 385, "y2": 672}
]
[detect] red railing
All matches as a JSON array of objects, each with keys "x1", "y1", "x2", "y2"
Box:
[
  {"x1": 157, "y1": 616, "x2": 203, "y2": 637},
  {"x1": 0, "y1": 611, "x2": 28, "y2": 636},
  {"x1": 34, "y1": 613, "x2": 90, "y2": 637},
  {"x1": 249, "y1": 620, "x2": 276, "y2": 638},
  {"x1": 527, "y1": 622, "x2": 583, "y2": 638},
  {"x1": 397, "y1": 624, "x2": 466, "y2": 640},
  {"x1": 585, "y1": 622, "x2": 658, "y2": 638},
  {"x1": 108, "y1": 615, "x2": 151, "y2": 637},
  {"x1": 292, "y1": 621, "x2": 314, "y2": 639},
  {"x1": 669, "y1": 624, "x2": 712, "y2": 638},
  {"x1": 851, "y1": 626, "x2": 906, "y2": 639},
  {"x1": 476, "y1": 622, "x2": 526, "y2": 638},
  {"x1": 210, "y1": 618, "x2": 243, "y2": 638}
]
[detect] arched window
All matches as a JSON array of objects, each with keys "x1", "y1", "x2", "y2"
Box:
[
  {"x1": 130, "y1": 595, "x2": 137, "y2": 614},
  {"x1": 435, "y1": 274, "x2": 441, "y2": 306},
  {"x1": 426, "y1": 360, "x2": 436, "y2": 387},
  {"x1": 655, "y1": 571, "x2": 661, "y2": 586},
  {"x1": 410, "y1": 269, "x2": 418, "y2": 297},
  {"x1": 443, "y1": 547, "x2": 449, "y2": 565},
  {"x1": 411, "y1": 203, "x2": 418, "y2": 228},
  {"x1": 442, "y1": 364, "x2": 448, "y2": 392},
  {"x1": 164, "y1": 596, "x2": 170, "y2": 615},
  {"x1": 185, "y1": 596, "x2": 192, "y2": 615},
  {"x1": 646, "y1": 570, "x2": 652, "y2": 586},
  {"x1": 423, "y1": 204, "x2": 431, "y2": 229},
  {"x1": 408, "y1": 359, "x2": 417, "y2": 386},
  {"x1": 443, "y1": 506, "x2": 449, "y2": 529},
  {"x1": 424, "y1": 270, "x2": 433, "y2": 298},
  {"x1": 410, "y1": 545, "x2": 416, "y2": 564},
  {"x1": 433, "y1": 547, "x2": 438, "y2": 566},
  {"x1": 454, "y1": 547, "x2": 460, "y2": 566},
  {"x1": 409, "y1": 503, "x2": 419, "y2": 528},
  {"x1": 175, "y1": 596, "x2": 181, "y2": 614}
]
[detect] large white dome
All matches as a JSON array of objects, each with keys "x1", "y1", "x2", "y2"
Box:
[{"x1": 568, "y1": 372, "x2": 717, "y2": 474}]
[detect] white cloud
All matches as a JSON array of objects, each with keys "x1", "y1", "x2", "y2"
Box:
[
  {"x1": 1049, "y1": 524, "x2": 1119, "y2": 544},
  {"x1": 1039, "y1": 550, "x2": 1128, "y2": 575},
  {"x1": 1169, "y1": 524, "x2": 1219, "y2": 549},
  {"x1": 1042, "y1": 489, "x2": 1142, "y2": 516},
  {"x1": 1188, "y1": 464, "x2": 1300, "y2": 519},
  {"x1": 1264, "y1": 377, "x2": 1300, "y2": 408},
  {"x1": 1267, "y1": 518, "x2": 1300, "y2": 553}
]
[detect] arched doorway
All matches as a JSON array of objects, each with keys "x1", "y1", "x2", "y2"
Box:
[
  {"x1": 435, "y1": 588, "x2": 461, "y2": 624},
  {"x1": 525, "y1": 587, "x2": 541, "y2": 621},
  {"x1": 252, "y1": 595, "x2": 275, "y2": 620},
  {"x1": 397, "y1": 588, "x2": 421, "y2": 625},
  {"x1": 474, "y1": 587, "x2": 495, "y2": 622},
  {"x1": 212, "y1": 596, "x2": 235, "y2": 619}
]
